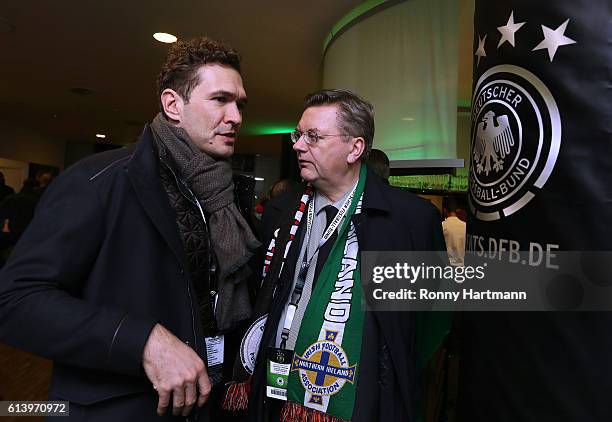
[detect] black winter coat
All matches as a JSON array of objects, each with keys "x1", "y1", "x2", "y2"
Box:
[
  {"x1": 248, "y1": 168, "x2": 445, "y2": 422},
  {"x1": 0, "y1": 125, "x2": 253, "y2": 422}
]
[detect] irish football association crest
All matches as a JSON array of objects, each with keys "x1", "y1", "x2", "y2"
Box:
[{"x1": 291, "y1": 331, "x2": 357, "y2": 404}]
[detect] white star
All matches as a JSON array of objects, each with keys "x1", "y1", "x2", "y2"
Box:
[
  {"x1": 497, "y1": 11, "x2": 525, "y2": 48},
  {"x1": 532, "y1": 19, "x2": 577, "y2": 62},
  {"x1": 475, "y1": 34, "x2": 487, "y2": 66}
]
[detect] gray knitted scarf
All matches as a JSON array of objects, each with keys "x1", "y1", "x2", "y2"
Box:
[{"x1": 151, "y1": 113, "x2": 260, "y2": 332}]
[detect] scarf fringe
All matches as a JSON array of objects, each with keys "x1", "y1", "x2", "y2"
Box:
[
  {"x1": 281, "y1": 401, "x2": 349, "y2": 422},
  {"x1": 221, "y1": 381, "x2": 251, "y2": 412}
]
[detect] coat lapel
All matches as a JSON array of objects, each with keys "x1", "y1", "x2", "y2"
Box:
[{"x1": 126, "y1": 125, "x2": 188, "y2": 271}]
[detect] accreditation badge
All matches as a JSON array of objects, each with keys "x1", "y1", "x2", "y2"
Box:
[
  {"x1": 265, "y1": 347, "x2": 294, "y2": 401},
  {"x1": 204, "y1": 335, "x2": 224, "y2": 387}
]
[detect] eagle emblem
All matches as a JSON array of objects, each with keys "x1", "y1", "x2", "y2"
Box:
[{"x1": 473, "y1": 111, "x2": 516, "y2": 176}]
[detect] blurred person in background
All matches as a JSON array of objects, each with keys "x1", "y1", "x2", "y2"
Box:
[
  {"x1": 442, "y1": 196, "x2": 466, "y2": 266},
  {"x1": 33, "y1": 169, "x2": 54, "y2": 198},
  {"x1": 0, "y1": 172, "x2": 15, "y2": 201},
  {"x1": 367, "y1": 148, "x2": 390, "y2": 183}
]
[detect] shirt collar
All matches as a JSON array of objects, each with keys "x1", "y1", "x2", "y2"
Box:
[{"x1": 313, "y1": 183, "x2": 354, "y2": 216}]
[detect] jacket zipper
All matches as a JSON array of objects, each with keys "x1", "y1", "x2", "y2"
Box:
[{"x1": 160, "y1": 160, "x2": 202, "y2": 353}]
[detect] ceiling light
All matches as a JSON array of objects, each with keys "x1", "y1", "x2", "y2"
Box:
[
  {"x1": 254, "y1": 177, "x2": 265, "y2": 181},
  {"x1": 70, "y1": 87, "x2": 97, "y2": 96},
  {"x1": 153, "y1": 32, "x2": 177, "y2": 44},
  {"x1": 401, "y1": 117, "x2": 415, "y2": 121},
  {"x1": 96, "y1": 134, "x2": 106, "y2": 139}
]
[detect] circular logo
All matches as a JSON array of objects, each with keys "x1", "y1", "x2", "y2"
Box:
[
  {"x1": 239, "y1": 314, "x2": 267, "y2": 374},
  {"x1": 469, "y1": 65, "x2": 561, "y2": 221},
  {"x1": 291, "y1": 338, "x2": 356, "y2": 398}
]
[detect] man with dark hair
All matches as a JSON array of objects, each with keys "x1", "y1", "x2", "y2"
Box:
[
  {"x1": 0, "y1": 178, "x2": 39, "y2": 250},
  {"x1": 269, "y1": 179, "x2": 297, "y2": 199},
  {"x1": 33, "y1": 169, "x2": 54, "y2": 197},
  {"x1": 224, "y1": 89, "x2": 444, "y2": 421},
  {"x1": 0, "y1": 172, "x2": 15, "y2": 201},
  {"x1": 0, "y1": 37, "x2": 259, "y2": 421},
  {"x1": 367, "y1": 148, "x2": 390, "y2": 182}
]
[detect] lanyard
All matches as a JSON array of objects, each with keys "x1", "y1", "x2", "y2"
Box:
[{"x1": 279, "y1": 183, "x2": 357, "y2": 349}]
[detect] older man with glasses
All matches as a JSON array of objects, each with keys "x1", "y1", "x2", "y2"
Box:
[{"x1": 223, "y1": 89, "x2": 445, "y2": 422}]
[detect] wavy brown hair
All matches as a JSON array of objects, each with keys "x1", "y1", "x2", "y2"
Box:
[{"x1": 157, "y1": 37, "x2": 241, "y2": 117}]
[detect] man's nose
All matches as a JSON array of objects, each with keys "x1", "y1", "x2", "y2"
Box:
[
  {"x1": 225, "y1": 103, "x2": 242, "y2": 126},
  {"x1": 292, "y1": 134, "x2": 308, "y2": 153}
]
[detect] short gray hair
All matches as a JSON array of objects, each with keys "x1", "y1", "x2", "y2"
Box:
[{"x1": 303, "y1": 89, "x2": 375, "y2": 160}]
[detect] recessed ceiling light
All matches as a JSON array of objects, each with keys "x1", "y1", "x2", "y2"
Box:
[
  {"x1": 153, "y1": 32, "x2": 177, "y2": 44},
  {"x1": 401, "y1": 117, "x2": 415, "y2": 121},
  {"x1": 70, "y1": 87, "x2": 97, "y2": 96},
  {"x1": 96, "y1": 134, "x2": 106, "y2": 139}
]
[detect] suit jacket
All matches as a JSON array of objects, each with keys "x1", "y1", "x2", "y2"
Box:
[
  {"x1": 249, "y1": 167, "x2": 445, "y2": 421},
  {"x1": 0, "y1": 125, "x2": 240, "y2": 422}
]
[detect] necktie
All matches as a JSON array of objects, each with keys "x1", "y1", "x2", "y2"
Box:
[{"x1": 313, "y1": 205, "x2": 338, "y2": 286}]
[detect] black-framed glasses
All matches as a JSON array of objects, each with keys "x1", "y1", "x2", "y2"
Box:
[{"x1": 290, "y1": 129, "x2": 352, "y2": 145}]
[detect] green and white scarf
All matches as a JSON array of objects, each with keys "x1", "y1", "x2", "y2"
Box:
[{"x1": 282, "y1": 165, "x2": 367, "y2": 421}]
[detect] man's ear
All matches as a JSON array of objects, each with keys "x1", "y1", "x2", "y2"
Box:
[
  {"x1": 347, "y1": 136, "x2": 365, "y2": 164},
  {"x1": 160, "y1": 89, "x2": 183, "y2": 122}
]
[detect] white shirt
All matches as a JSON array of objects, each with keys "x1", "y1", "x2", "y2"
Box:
[
  {"x1": 275, "y1": 188, "x2": 352, "y2": 349},
  {"x1": 442, "y1": 215, "x2": 466, "y2": 266}
]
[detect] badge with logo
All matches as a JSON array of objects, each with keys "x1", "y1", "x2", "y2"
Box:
[
  {"x1": 469, "y1": 64, "x2": 561, "y2": 221},
  {"x1": 239, "y1": 314, "x2": 267, "y2": 374},
  {"x1": 290, "y1": 330, "x2": 357, "y2": 404},
  {"x1": 204, "y1": 335, "x2": 224, "y2": 387},
  {"x1": 265, "y1": 347, "x2": 294, "y2": 401}
]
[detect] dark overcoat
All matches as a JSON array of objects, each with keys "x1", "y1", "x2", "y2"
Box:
[
  {"x1": 248, "y1": 168, "x2": 445, "y2": 422},
  {"x1": 0, "y1": 126, "x2": 239, "y2": 422}
]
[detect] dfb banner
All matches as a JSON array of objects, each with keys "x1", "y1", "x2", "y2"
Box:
[{"x1": 460, "y1": 1, "x2": 612, "y2": 421}]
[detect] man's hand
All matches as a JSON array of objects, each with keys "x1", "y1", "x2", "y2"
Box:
[{"x1": 142, "y1": 324, "x2": 211, "y2": 417}]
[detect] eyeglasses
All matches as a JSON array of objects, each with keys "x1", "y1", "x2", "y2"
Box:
[{"x1": 290, "y1": 129, "x2": 352, "y2": 145}]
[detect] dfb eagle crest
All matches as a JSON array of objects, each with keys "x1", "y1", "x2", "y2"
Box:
[{"x1": 473, "y1": 111, "x2": 516, "y2": 176}]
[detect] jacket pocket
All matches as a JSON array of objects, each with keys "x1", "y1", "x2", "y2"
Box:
[{"x1": 49, "y1": 363, "x2": 151, "y2": 405}]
